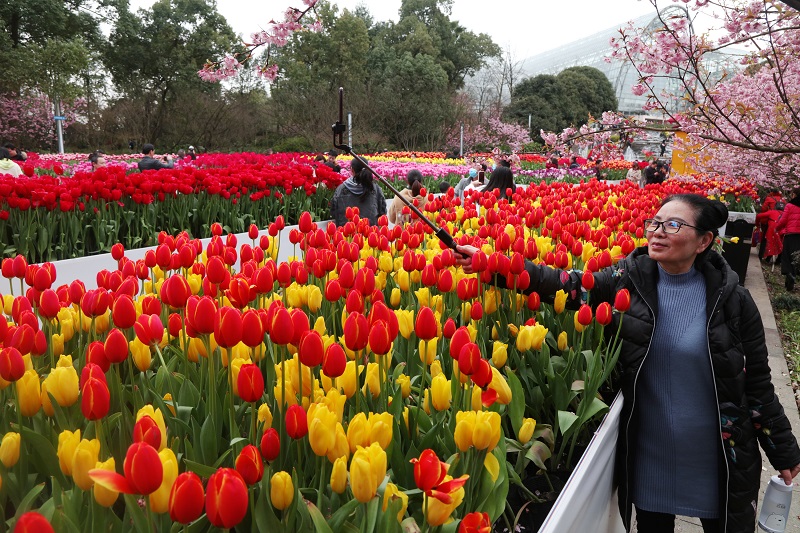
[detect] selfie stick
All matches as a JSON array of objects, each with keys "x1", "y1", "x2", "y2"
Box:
[{"x1": 331, "y1": 87, "x2": 459, "y2": 252}]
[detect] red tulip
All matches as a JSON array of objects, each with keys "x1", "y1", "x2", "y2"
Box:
[
  {"x1": 614, "y1": 289, "x2": 631, "y2": 313},
  {"x1": 13, "y1": 512, "x2": 54, "y2": 533},
  {"x1": 285, "y1": 404, "x2": 308, "y2": 439},
  {"x1": 415, "y1": 306, "x2": 438, "y2": 341},
  {"x1": 289, "y1": 308, "x2": 309, "y2": 346},
  {"x1": 81, "y1": 376, "x2": 110, "y2": 420},
  {"x1": 458, "y1": 343, "x2": 482, "y2": 375},
  {"x1": 368, "y1": 320, "x2": 393, "y2": 355},
  {"x1": 237, "y1": 364, "x2": 264, "y2": 403},
  {"x1": 470, "y1": 301, "x2": 483, "y2": 321},
  {"x1": 206, "y1": 256, "x2": 227, "y2": 285},
  {"x1": 205, "y1": 468, "x2": 248, "y2": 529},
  {"x1": 141, "y1": 295, "x2": 161, "y2": 316},
  {"x1": 133, "y1": 415, "x2": 162, "y2": 449},
  {"x1": 459, "y1": 512, "x2": 492, "y2": 533},
  {"x1": 160, "y1": 275, "x2": 191, "y2": 309},
  {"x1": 268, "y1": 307, "x2": 294, "y2": 346},
  {"x1": 134, "y1": 314, "x2": 164, "y2": 346},
  {"x1": 80, "y1": 363, "x2": 107, "y2": 389},
  {"x1": 168, "y1": 313, "x2": 182, "y2": 337},
  {"x1": 471, "y1": 359, "x2": 493, "y2": 388},
  {"x1": 104, "y1": 328, "x2": 129, "y2": 364},
  {"x1": 576, "y1": 304, "x2": 593, "y2": 326},
  {"x1": 124, "y1": 441, "x2": 163, "y2": 494},
  {"x1": 325, "y1": 279, "x2": 342, "y2": 302},
  {"x1": 186, "y1": 296, "x2": 217, "y2": 335},
  {"x1": 322, "y1": 343, "x2": 346, "y2": 378},
  {"x1": 235, "y1": 444, "x2": 264, "y2": 485},
  {"x1": 343, "y1": 312, "x2": 369, "y2": 352},
  {"x1": 449, "y1": 327, "x2": 471, "y2": 361},
  {"x1": 0, "y1": 347, "x2": 25, "y2": 382},
  {"x1": 298, "y1": 211, "x2": 313, "y2": 233},
  {"x1": 596, "y1": 302, "x2": 613, "y2": 326},
  {"x1": 38, "y1": 289, "x2": 60, "y2": 318},
  {"x1": 241, "y1": 309, "x2": 264, "y2": 348},
  {"x1": 298, "y1": 330, "x2": 324, "y2": 367},
  {"x1": 214, "y1": 307, "x2": 242, "y2": 348},
  {"x1": 410, "y1": 448, "x2": 447, "y2": 493},
  {"x1": 112, "y1": 295, "x2": 137, "y2": 329},
  {"x1": 260, "y1": 428, "x2": 280, "y2": 462},
  {"x1": 169, "y1": 472, "x2": 205, "y2": 524},
  {"x1": 582, "y1": 270, "x2": 595, "y2": 290},
  {"x1": 86, "y1": 342, "x2": 110, "y2": 372}
]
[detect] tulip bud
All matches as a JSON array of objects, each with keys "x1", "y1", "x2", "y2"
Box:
[
  {"x1": 72, "y1": 438, "x2": 101, "y2": 490},
  {"x1": 235, "y1": 444, "x2": 264, "y2": 485},
  {"x1": 149, "y1": 448, "x2": 179, "y2": 514},
  {"x1": 414, "y1": 306, "x2": 438, "y2": 340},
  {"x1": 614, "y1": 288, "x2": 631, "y2": 312},
  {"x1": 0, "y1": 432, "x2": 21, "y2": 468},
  {"x1": 576, "y1": 304, "x2": 593, "y2": 326},
  {"x1": 169, "y1": 472, "x2": 205, "y2": 524},
  {"x1": 205, "y1": 468, "x2": 248, "y2": 528},
  {"x1": 330, "y1": 456, "x2": 348, "y2": 494},
  {"x1": 93, "y1": 457, "x2": 119, "y2": 508},
  {"x1": 133, "y1": 416, "x2": 162, "y2": 450},
  {"x1": 13, "y1": 512, "x2": 54, "y2": 533},
  {"x1": 237, "y1": 364, "x2": 264, "y2": 403},
  {"x1": 270, "y1": 471, "x2": 294, "y2": 511},
  {"x1": 81, "y1": 376, "x2": 110, "y2": 421},
  {"x1": 260, "y1": 428, "x2": 280, "y2": 462},
  {"x1": 285, "y1": 404, "x2": 308, "y2": 439},
  {"x1": 518, "y1": 418, "x2": 537, "y2": 445},
  {"x1": 0, "y1": 346, "x2": 25, "y2": 382},
  {"x1": 458, "y1": 512, "x2": 491, "y2": 533},
  {"x1": 596, "y1": 301, "x2": 613, "y2": 326},
  {"x1": 58, "y1": 429, "x2": 81, "y2": 475}
]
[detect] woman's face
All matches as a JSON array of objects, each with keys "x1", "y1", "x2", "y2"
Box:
[{"x1": 646, "y1": 201, "x2": 713, "y2": 274}]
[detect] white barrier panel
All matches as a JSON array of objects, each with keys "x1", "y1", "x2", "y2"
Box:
[
  {"x1": 44, "y1": 222, "x2": 333, "y2": 290},
  {"x1": 539, "y1": 393, "x2": 626, "y2": 533}
]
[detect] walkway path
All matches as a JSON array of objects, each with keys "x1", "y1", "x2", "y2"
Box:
[{"x1": 653, "y1": 247, "x2": 800, "y2": 532}]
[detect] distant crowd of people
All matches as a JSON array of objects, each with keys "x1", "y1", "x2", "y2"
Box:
[{"x1": 756, "y1": 188, "x2": 800, "y2": 291}]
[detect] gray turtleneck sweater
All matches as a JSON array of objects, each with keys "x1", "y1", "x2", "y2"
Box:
[{"x1": 632, "y1": 265, "x2": 720, "y2": 518}]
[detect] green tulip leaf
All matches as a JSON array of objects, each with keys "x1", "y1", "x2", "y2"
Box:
[
  {"x1": 505, "y1": 369, "x2": 524, "y2": 436},
  {"x1": 307, "y1": 501, "x2": 335, "y2": 533}
]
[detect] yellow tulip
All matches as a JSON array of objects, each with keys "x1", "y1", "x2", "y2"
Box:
[
  {"x1": 573, "y1": 312, "x2": 585, "y2": 333},
  {"x1": 149, "y1": 448, "x2": 178, "y2": 513},
  {"x1": 454, "y1": 411, "x2": 501, "y2": 451},
  {"x1": 426, "y1": 479, "x2": 465, "y2": 526},
  {"x1": 0, "y1": 432, "x2": 21, "y2": 468},
  {"x1": 430, "y1": 374, "x2": 451, "y2": 411},
  {"x1": 557, "y1": 331, "x2": 568, "y2": 351},
  {"x1": 72, "y1": 438, "x2": 101, "y2": 490},
  {"x1": 51, "y1": 333, "x2": 65, "y2": 357},
  {"x1": 187, "y1": 273, "x2": 202, "y2": 295},
  {"x1": 350, "y1": 443, "x2": 386, "y2": 503},
  {"x1": 466, "y1": 323, "x2": 477, "y2": 342},
  {"x1": 396, "y1": 374, "x2": 411, "y2": 398},
  {"x1": 454, "y1": 411, "x2": 475, "y2": 451},
  {"x1": 326, "y1": 423, "x2": 350, "y2": 463},
  {"x1": 382, "y1": 483, "x2": 409, "y2": 522},
  {"x1": 389, "y1": 288, "x2": 401, "y2": 308},
  {"x1": 484, "y1": 452, "x2": 500, "y2": 483},
  {"x1": 58, "y1": 429, "x2": 81, "y2": 475},
  {"x1": 130, "y1": 337, "x2": 152, "y2": 371},
  {"x1": 519, "y1": 418, "x2": 536, "y2": 444},
  {"x1": 308, "y1": 404, "x2": 338, "y2": 457},
  {"x1": 368, "y1": 412, "x2": 393, "y2": 449},
  {"x1": 554, "y1": 290, "x2": 567, "y2": 314},
  {"x1": 347, "y1": 413, "x2": 369, "y2": 453},
  {"x1": 396, "y1": 269, "x2": 411, "y2": 292},
  {"x1": 313, "y1": 316, "x2": 327, "y2": 335},
  {"x1": 418, "y1": 338, "x2": 437, "y2": 365},
  {"x1": 340, "y1": 360, "x2": 357, "y2": 398},
  {"x1": 163, "y1": 393, "x2": 176, "y2": 416},
  {"x1": 321, "y1": 389, "x2": 346, "y2": 422},
  {"x1": 415, "y1": 287, "x2": 430, "y2": 308},
  {"x1": 41, "y1": 362, "x2": 79, "y2": 416},
  {"x1": 515, "y1": 326, "x2": 532, "y2": 352},
  {"x1": 484, "y1": 288, "x2": 499, "y2": 315},
  {"x1": 489, "y1": 367, "x2": 512, "y2": 405},
  {"x1": 3, "y1": 294, "x2": 13, "y2": 314},
  {"x1": 136, "y1": 405, "x2": 167, "y2": 451},
  {"x1": 379, "y1": 253, "x2": 393, "y2": 273},
  {"x1": 285, "y1": 284, "x2": 303, "y2": 308},
  {"x1": 270, "y1": 471, "x2": 294, "y2": 510},
  {"x1": 17, "y1": 369, "x2": 41, "y2": 417},
  {"x1": 362, "y1": 362, "x2": 381, "y2": 399},
  {"x1": 471, "y1": 383, "x2": 482, "y2": 411},
  {"x1": 530, "y1": 324, "x2": 548, "y2": 351},
  {"x1": 93, "y1": 457, "x2": 119, "y2": 507},
  {"x1": 330, "y1": 456, "x2": 348, "y2": 494},
  {"x1": 259, "y1": 403, "x2": 273, "y2": 430},
  {"x1": 492, "y1": 341, "x2": 508, "y2": 368},
  {"x1": 395, "y1": 310, "x2": 414, "y2": 339}
]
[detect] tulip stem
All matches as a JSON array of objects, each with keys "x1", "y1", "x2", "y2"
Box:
[{"x1": 354, "y1": 350, "x2": 361, "y2": 414}]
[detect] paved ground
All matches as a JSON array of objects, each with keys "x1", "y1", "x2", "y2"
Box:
[{"x1": 633, "y1": 247, "x2": 800, "y2": 532}]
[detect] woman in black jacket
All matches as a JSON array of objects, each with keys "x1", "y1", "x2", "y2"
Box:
[{"x1": 456, "y1": 194, "x2": 800, "y2": 533}]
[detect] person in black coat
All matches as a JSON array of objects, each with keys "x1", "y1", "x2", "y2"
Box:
[{"x1": 456, "y1": 194, "x2": 800, "y2": 533}]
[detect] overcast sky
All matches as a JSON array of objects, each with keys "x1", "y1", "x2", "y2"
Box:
[{"x1": 127, "y1": 0, "x2": 689, "y2": 61}]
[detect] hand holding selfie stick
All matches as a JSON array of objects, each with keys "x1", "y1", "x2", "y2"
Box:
[{"x1": 331, "y1": 87, "x2": 460, "y2": 253}]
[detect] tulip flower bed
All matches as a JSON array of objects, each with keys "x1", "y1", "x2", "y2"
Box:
[{"x1": 0, "y1": 176, "x2": 706, "y2": 533}]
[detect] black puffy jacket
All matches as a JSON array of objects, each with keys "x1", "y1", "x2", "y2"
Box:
[{"x1": 520, "y1": 247, "x2": 800, "y2": 533}]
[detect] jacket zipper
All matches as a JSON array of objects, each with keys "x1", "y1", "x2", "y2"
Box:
[
  {"x1": 624, "y1": 275, "x2": 656, "y2": 529},
  {"x1": 706, "y1": 290, "x2": 728, "y2": 532}
]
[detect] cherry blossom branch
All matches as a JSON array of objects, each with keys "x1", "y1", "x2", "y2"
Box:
[{"x1": 198, "y1": 0, "x2": 321, "y2": 83}]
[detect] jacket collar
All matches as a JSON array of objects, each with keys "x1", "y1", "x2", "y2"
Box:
[{"x1": 623, "y1": 246, "x2": 739, "y2": 316}]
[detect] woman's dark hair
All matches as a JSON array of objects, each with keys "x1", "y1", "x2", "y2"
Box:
[
  {"x1": 314, "y1": 154, "x2": 325, "y2": 162},
  {"x1": 661, "y1": 194, "x2": 728, "y2": 262},
  {"x1": 0, "y1": 147, "x2": 10, "y2": 159},
  {"x1": 482, "y1": 166, "x2": 516, "y2": 198},
  {"x1": 438, "y1": 181, "x2": 451, "y2": 193},
  {"x1": 406, "y1": 169, "x2": 423, "y2": 186},
  {"x1": 411, "y1": 180, "x2": 423, "y2": 197},
  {"x1": 350, "y1": 158, "x2": 374, "y2": 196}
]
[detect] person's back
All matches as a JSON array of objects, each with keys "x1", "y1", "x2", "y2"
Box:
[
  {"x1": 330, "y1": 158, "x2": 387, "y2": 226},
  {"x1": 0, "y1": 148, "x2": 22, "y2": 178},
  {"x1": 390, "y1": 180, "x2": 427, "y2": 225},
  {"x1": 138, "y1": 143, "x2": 173, "y2": 171}
]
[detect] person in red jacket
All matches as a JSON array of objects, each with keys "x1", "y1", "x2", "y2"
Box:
[
  {"x1": 775, "y1": 188, "x2": 800, "y2": 291},
  {"x1": 755, "y1": 202, "x2": 785, "y2": 264}
]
